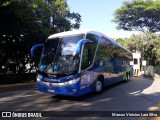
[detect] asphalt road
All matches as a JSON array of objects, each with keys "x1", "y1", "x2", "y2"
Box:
[{"x1": 0, "y1": 76, "x2": 160, "y2": 120}]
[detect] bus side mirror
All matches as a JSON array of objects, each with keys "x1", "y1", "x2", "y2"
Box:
[
  {"x1": 75, "y1": 39, "x2": 93, "y2": 54},
  {"x1": 30, "y1": 44, "x2": 44, "y2": 58}
]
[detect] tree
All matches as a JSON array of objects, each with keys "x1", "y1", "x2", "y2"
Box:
[
  {"x1": 144, "y1": 35, "x2": 160, "y2": 66},
  {"x1": 0, "y1": 0, "x2": 81, "y2": 74},
  {"x1": 0, "y1": 0, "x2": 41, "y2": 73},
  {"x1": 116, "y1": 33, "x2": 160, "y2": 66},
  {"x1": 113, "y1": 0, "x2": 160, "y2": 33}
]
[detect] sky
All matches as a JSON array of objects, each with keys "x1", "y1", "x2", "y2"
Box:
[{"x1": 67, "y1": 0, "x2": 138, "y2": 39}]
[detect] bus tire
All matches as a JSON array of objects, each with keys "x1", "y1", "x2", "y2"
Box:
[
  {"x1": 124, "y1": 73, "x2": 129, "y2": 83},
  {"x1": 94, "y1": 78, "x2": 104, "y2": 94},
  {"x1": 128, "y1": 72, "x2": 130, "y2": 80}
]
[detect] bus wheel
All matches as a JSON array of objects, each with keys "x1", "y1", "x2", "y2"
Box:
[
  {"x1": 95, "y1": 78, "x2": 103, "y2": 94},
  {"x1": 124, "y1": 73, "x2": 129, "y2": 83}
]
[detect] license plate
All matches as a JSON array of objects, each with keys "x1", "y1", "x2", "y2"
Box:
[{"x1": 48, "y1": 89, "x2": 55, "y2": 93}]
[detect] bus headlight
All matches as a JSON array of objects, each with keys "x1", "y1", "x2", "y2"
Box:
[
  {"x1": 37, "y1": 75, "x2": 42, "y2": 82},
  {"x1": 64, "y1": 77, "x2": 80, "y2": 85}
]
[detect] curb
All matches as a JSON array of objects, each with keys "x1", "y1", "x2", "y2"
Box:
[{"x1": 0, "y1": 82, "x2": 36, "y2": 91}]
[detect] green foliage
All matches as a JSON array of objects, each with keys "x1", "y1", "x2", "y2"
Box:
[
  {"x1": 116, "y1": 33, "x2": 160, "y2": 66},
  {"x1": 0, "y1": 0, "x2": 81, "y2": 74},
  {"x1": 144, "y1": 36, "x2": 160, "y2": 66},
  {"x1": 113, "y1": 0, "x2": 160, "y2": 32}
]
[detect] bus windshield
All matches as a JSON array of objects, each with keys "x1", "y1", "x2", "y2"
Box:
[{"x1": 38, "y1": 34, "x2": 84, "y2": 76}]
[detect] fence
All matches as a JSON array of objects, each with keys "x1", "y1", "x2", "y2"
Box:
[{"x1": 143, "y1": 66, "x2": 160, "y2": 78}]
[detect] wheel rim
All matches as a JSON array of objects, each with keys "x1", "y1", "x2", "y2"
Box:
[{"x1": 96, "y1": 81, "x2": 102, "y2": 92}]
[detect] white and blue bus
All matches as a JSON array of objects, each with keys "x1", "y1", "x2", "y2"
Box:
[{"x1": 31, "y1": 30, "x2": 133, "y2": 96}]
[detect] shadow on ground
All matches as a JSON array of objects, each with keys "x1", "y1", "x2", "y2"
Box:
[{"x1": 0, "y1": 76, "x2": 160, "y2": 120}]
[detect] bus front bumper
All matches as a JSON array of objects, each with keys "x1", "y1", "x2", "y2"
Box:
[{"x1": 36, "y1": 81, "x2": 80, "y2": 96}]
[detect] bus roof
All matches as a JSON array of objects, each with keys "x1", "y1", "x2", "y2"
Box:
[
  {"x1": 48, "y1": 30, "x2": 132, "y2": 53},
  {"x1": 48, "y1": 30, "x2": 102, "y2": 39}
]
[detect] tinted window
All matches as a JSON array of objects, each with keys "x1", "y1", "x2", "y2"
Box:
[
  {"x1": 96, "y1": 37, "x2": 111, "y2": 64},
  {"x1": 134, "y1": 58, "x2": 138, "y2": 64},
  {"x1": 86, "y1": 34, "x2": 99, "y2": 44}
]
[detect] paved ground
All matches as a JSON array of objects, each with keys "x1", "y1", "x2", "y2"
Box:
[{"x1": 0, "y1": 76, "x2": 160, "y2": 120}]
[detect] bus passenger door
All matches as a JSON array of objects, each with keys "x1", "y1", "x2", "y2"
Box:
[
  {"x1": 81, "y1": 43, "x2": 94, "y2": 70},
  {"x1": 81, "y1": 43, "x2": 97, "y2": 70},
  {"x1": 79, "y1": 42, "x2": 98, "y2": 89}
]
